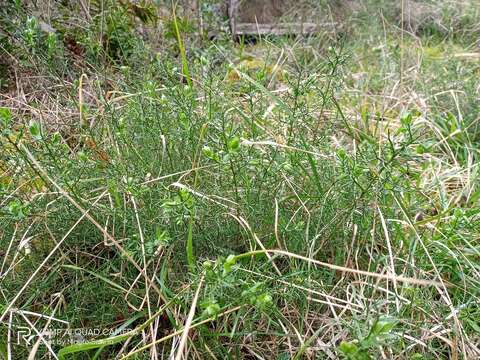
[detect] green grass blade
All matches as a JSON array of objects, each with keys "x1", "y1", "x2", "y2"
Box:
[
  {"x1": 58, "y1": 332, "x2": 133, "y2": 359},
  {"x1": 92, "y1": 311, "x2": 146, "y2": 360},
  {"x1": 172, "y1": 1, "x2": 191, "y2": 86},
  {"x1": 62, "y1": 264, "x2": 129, "y2": 293},
  {"x1": 0, "y1": 339, "x2": 7, "y2": 360},
  {"x1": 186, "y1": 212, "x2": 194, "y2": 271}
]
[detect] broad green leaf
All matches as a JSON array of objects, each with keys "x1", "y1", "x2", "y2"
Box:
[
  {"x1": 29, "y1": 120, "x2": 42, "y2": 140},
  {"x1": 0, "y1": 108, "x2": 11, "y2": 127}
]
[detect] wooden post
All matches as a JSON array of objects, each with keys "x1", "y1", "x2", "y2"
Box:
[{"x1": 227, "y1": 0, "x2": 329, "y2": 36}]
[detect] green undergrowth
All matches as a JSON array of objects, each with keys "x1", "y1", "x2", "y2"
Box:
[{"x1": 1, "y1": 1, "x2": 479, "y2": 359}]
